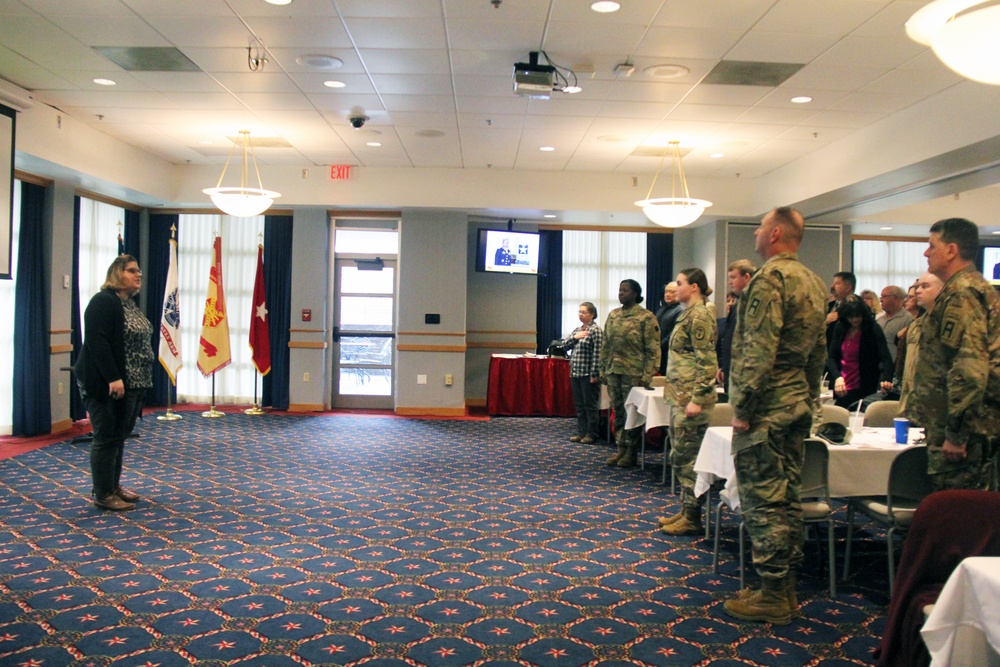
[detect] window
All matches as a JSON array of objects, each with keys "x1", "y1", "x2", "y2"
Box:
[
  {"x1": 78, "y1": 197, "x2": 125, "y2": 340},
  {"x1": 853, "y1": 239, "x2": 927, "y2": 295},
  {"x1": 175, "y1": 214, "x2": 265, "y2": 403},
  {"x1": 562, "y1": 230, "x2": 647, "y2": 332}
]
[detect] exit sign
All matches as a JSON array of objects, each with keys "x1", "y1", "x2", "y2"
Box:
[{"x1": 330, "y1": 165, "x2": 353, "y2": 180}]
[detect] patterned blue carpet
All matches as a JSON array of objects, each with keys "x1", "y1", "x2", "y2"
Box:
[{"x1": 0, "y1": 413, "x2": 890, "y2": 666}]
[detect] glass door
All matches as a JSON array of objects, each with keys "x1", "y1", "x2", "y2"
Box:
[{"x1": 332, "y1": 258, "x2": 396, "y2": 409}]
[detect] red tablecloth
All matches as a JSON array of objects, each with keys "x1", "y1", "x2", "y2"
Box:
[{"x1": 486, "y1": 355, "x2": 575, "y2": 417}]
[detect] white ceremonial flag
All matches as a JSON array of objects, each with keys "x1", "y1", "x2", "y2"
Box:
[{"x1": 159, "y1": 236, "x2": 183, "y2": 382}]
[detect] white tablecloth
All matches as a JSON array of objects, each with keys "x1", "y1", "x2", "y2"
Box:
[
  {"x1": 623, "y1": 387, "x2": 672, "y2": 430},
  {"x1": 922, "y1": 557, "x2": 1000, "y2": 667},
  {"x1": 693, "y1": 426, "x2": 917, "y2": 511}
]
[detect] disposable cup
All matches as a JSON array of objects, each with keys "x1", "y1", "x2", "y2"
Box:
[
  {"x1": 893, "y1": 417, "x2": 910, "y2": 444},
  {"x1": 849, "y1": 415, "x2": 864, "y2": 435}
]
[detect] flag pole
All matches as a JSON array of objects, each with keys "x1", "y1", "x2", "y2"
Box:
[
  {"x1": 203, "y1": 374, "x2": 224, "y2": 418},
  {"x1": 158, "y1": 376, "x2": 182, "y2": 421},
  {"x1": 244, "y1": 369, "x2": 265, "y2": 415},
  {"x1": 158, "y1": 222, "x2": 183, "y2": 421}
]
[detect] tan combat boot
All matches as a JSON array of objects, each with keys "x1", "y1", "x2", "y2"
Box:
[
  {"x1": 734, "y1": 573, "x2": 800, "y2": 619},
  {"x1": 658, "y1": 511, "x2": 685, "y2": 527},
  {"x1": 660, "y1": 507, "x2": 702, "y2": 536},
  {"x1": 723, "y1": 576, "x2": 793, "y2": 625},
  {"x1": 616, "y1": 446, "x2": 637, "y2": 468},
  {"x1": 605, "y1": 445, "x2": 626, "y2": 466}
]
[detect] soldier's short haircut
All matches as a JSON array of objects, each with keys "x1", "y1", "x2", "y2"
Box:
[
  {"x1": 930, "y1": 217, "x2": 979, "y2": 261},
  {"x1": 771, "y1": 206, "x2": 804, "y2": 244},
  {"x1": 727, "y1": 259, "x2": 756, "y2": 276},
  {"x1": 833, "y1": 271, "x2": 857, "y2": 291}
]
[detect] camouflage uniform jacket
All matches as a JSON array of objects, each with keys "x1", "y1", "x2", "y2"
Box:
[
  {"x1": 665, "y1": 301, "x2": 719, "y2": 408},
  {"x1": 729, "y1": 252, "x2": 827, "y2": 450},
  {"x1": 912, "y1": 265, "x2": 1000, "y2": 444},
  {"x1": 899, "y1": 314, "x2": 924, "y2": 420},
  {"x1": 599, "y1": 305, "x2": 661, "y2": 386}
]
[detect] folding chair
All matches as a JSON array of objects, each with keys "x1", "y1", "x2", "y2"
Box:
[
  {"x1": 712, "y1": 437, "x2": 836, "y2": 595},
  {"x1": 821, "y1": 404, "x2": 850, "y2": 426},
  {"x1": 864, "y1": 400, "x2": 900, "y2": 427},
  {"x1": 842, "y1": 446, "x2": 933, "y2": 592}
]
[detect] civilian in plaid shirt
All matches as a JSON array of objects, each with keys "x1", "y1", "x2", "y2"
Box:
[{"x1": 562, "y1": 302, "x2": 604, "y2": 443}]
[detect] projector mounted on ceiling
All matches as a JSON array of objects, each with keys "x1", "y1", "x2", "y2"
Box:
[{"x1": 513, "y1": 52, "x2": 556, "y2": 99}]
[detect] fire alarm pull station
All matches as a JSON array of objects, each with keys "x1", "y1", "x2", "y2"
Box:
[{"x1": 302, "y1": 309, "x2": 312, "y2": 322}]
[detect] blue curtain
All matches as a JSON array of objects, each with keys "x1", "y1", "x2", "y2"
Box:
[
  {"x1": 123, "y1": 209, "x2": 139, "y2": 258},
  {"x1": 262, "y1": 214, "x2": 293, "y2": 409},
  {"x1": 69, "y1": 197, "x2": 86, "y2": 421},
  {"x1": 535, "y1": 229, "x2": 563, "y2": 354},
  {"x1": 12, "y1": 182, "x2": 51, "y2": 436},
  {"x1": 646, "y1": 232, "x2": 674, "y2": 313},
  {"x1": 145, "y1": 214, "x2": 178, "y2": 407}
]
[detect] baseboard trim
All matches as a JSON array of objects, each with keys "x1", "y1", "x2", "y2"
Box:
[
  {"x1": 287, "y1": 403, "x2": 325, "y2": 413},
  {"x1": 395, "y1": 407, "x2": 467, "y2": 417},
  {"x1": 51, "y1": 419, "x2": 74, "y2": 434}
]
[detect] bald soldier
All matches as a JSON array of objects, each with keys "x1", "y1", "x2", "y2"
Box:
[
  {"x1": 723, "y1": 206, "x2": 828, "y2": 625},
  {"x1": 911, "y1": 218, "x2": 1000, "y2": 491}
]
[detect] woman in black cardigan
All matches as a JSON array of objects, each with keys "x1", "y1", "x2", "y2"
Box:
[
  {"x1": 75, "y1": 255, "x2": 154, "y2": 511},
  {"x1": 827, "y1": 294, "x2": 894, "y2": 410}
]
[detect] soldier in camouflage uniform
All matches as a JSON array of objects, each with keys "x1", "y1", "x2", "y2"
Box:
[
  {"x1": 599, "y1": 279, "x2": 661, "y2": 468},
  {"x1": 723, "y1": 207, "x2": 827, "y2": 625},
  {"x1": 912, "y1": 218, "x2": 1000, "y2": 491},
  {"x1": 899, "y1": 273, "x2": 942, "y2": 421},
  {"x1": 658, "y1": 268, "x2": 718, "y2": 536}
]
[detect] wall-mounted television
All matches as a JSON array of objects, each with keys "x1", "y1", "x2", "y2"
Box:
[
  {"x1": 476, "y1": 228, "x2": 541, "y2": 275},
  {"x1": 980, "y1": 245, "x2": 1000, "y2": 286}
]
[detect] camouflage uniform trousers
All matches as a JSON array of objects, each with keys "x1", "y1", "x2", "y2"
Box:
[
  {"x1": 605, "y1": 373, "x2": 644, "y2": 451},
  {"x1": 670, "y1": 408, "x2": 710, "y2": 511},
  {"x1": 925, "y1": 429, "x2": 998, "y2": 491},
  {"x1": 733, "y1": 411, "x2": 811, "y2": 582}
]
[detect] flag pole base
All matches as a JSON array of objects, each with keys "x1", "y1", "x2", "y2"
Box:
[
  {"x1": 202, "y1": 406, "x2": 225, "y2": 418},
  {"x1": 157, "y1": 409, "x2": 183, "y2": 421},
  {"x1": 244, "y1": 404, "x2": 266, "y2": 416}
]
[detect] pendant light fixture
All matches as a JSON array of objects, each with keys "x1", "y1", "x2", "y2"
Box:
[
  {"x1": 203, "y1": 130, "x2": 281, "y2": 217},
  {"x1": 634, "y1": 141, "x2": 712, "y2": 228},
  {"x1": 906, "y1": 0, "x2": 1000, "y2": 86}
]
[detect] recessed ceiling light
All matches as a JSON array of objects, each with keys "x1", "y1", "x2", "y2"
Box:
[
  {"x1": 880, "y1": 226, "x2": 893, "y2": 231},
  {"x1": 93, "y1": 78, "x2": 116, "y2": 86},
  {"x1": 539, "y1": 146, "x2": 555, "y2": 152},
  {"x1": 790, "y1": 96, "x2": 813, "y2": 104},
  {"x1": 296, "y1": 54, "x2": 343, "y2": 70},
  {"x1": 591, "y1": 1, "x2": 620, "y2": 12},
  {"x1": 992, "y1": 230, "x2": 1000, "y2": 235},
  {"x1": 563, "y1": 85, "x2": 582, "y2": 93},
  {"x1": 710, "y1": 152, "x2": 725, "y2": 159},
  {"x1": 265, "y1": 0, "x2": 292, "y2": 5},
  {"x1": 366, "y1": 141, "x2": 382, "y2": 147},
  {"x1": 543, "y1": 214, "x2": 556, "y2": 218},
  {"x1": 324, "y1": 80, "x2": 346, "y2": 88}
]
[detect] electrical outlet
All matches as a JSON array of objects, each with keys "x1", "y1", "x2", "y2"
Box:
[
  {"x1": 417, "y1": 374, "x2": 427, "y2": 385},
  {"x1": 303, "y1": 372, "x2": 310, "y2": 382},
  {"x1": 445, "y1": 374, "x2": 453, "y2": 386}
]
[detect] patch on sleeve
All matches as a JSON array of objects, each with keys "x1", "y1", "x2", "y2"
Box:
[
  {"x1": 694, "y1": 323, "x2": 707, "y2": 342},
  {"x1": 941, "y1": 316, "x2": 961, "y2": 346},
  {"x1": 747, "y1": 296, "x2": 762, "y2": 319}
]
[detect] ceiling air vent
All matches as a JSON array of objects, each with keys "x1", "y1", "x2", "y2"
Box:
[{"x1": 702, "y1": 60, "x2": 804, "y2": 87}]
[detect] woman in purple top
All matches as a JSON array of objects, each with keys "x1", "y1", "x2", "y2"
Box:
[{"x1": 827, "y1": 295, "x2": 893, "y2": 410}]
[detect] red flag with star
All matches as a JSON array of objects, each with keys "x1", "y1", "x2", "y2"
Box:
[{"x1": 249, "y1": 243, "x2": 271, "y2": 376}]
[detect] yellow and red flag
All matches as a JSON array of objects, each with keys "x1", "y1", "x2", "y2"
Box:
[
  {"x1": 197, "y1": 235, "x2": 232, "y2": 377},
  {"x1": 249, "y1": 243, "x2": 271, "y2": 375}
]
